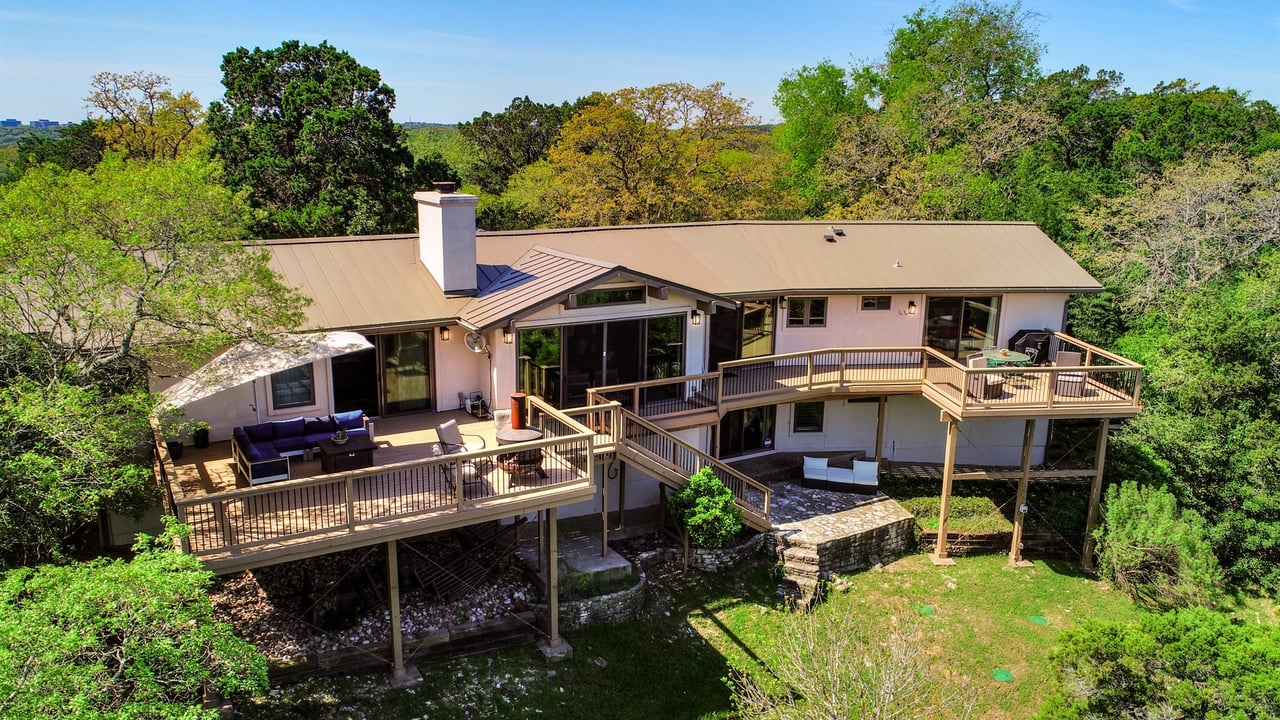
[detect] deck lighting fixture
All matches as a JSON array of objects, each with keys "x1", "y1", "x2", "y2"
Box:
[
  {"x1": 907, "y1": 300, "x2": 918, "y2": 315},
  {"x1": 502, "y1": 327, "x2": 514, "y2": 344},
  {"x1": 439, "y1": 326, "x2": 451, "y2": 342},
  {"x1": 691, "y1": 311, "x2": 702, "y2": 325}
]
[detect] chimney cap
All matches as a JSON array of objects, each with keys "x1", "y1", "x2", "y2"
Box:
[{"x1": 433, "y1": 181, "x2": 457, "y2": 194}]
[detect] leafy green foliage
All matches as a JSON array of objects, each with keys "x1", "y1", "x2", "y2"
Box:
[
  {"x1": 0, "y1": 154, "x2": 307, "y2": 376},
  {"x1": 207, "y1": 40, "x2": 417, "y2": 237},
  {"x1": 668, "y1": 467, "x2": 742, "y2": 549},
  {"x1": 403, "y1": 126, "x2": 480, "y2": 186},
  {"x1": 0, "y1": 529, "x2": 268, "y2": 719},
  {"x1": 1041, "y1": 608, "x2": 1280, "y2": 720},
  {"x1": 457, "y1": 96, "x2": 586, "y2": 194},
  {"x1": 8, "y1": 119, "x2": 105, "y2": 177},
  {"x1": 0, "y1": 373, "x2": 155, "y2": 566},
  {"x1": 86, "y1": 71, "x2": 207, "y2": 161},
  {"x1": 1096, "y1": 482, "x2": 1223, "y2": 609}
]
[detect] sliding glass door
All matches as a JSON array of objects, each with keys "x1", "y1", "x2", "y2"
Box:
[
  {"x1": 379, "y1": 331, "x2": 432, "y2": 414},
  {"x1": 924, "y1": 296, "x2": 1001, "y2": 359}
]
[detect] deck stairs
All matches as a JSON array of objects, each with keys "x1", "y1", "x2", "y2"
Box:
[{"x1": 613, "y1": 409, "x2": 771, "y2": 531}]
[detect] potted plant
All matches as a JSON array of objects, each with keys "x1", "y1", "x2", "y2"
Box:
[
  {"x1": 331, "y1": 427, "x2": 349, "y2": 446},
  {"x1": 158, "y1": 408, "x2": 189, "y2": 461},
  {"x1": 190, "y1": 420, "x2": 212, "y2": 449}
]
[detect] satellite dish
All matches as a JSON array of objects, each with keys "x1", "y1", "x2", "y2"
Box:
[{"x1": 464, "y1": 331, "x2": 489, "y2": 355}]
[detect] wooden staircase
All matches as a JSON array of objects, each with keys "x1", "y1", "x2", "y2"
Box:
[{"x1": 614, "y1": 409, "x2": 771, "y2": 531}]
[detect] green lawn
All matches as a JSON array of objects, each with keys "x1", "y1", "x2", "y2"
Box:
[{"x1": 236, "y1": 553, "x2": 1141, "y2": 719}]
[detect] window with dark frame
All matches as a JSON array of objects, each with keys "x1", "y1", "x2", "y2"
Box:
[
  {"x1": 786, "y1": 297, "x2": 827, "y2": 327},
  {"x1": 793, "y1": 401, "x2": 824, "y2": 433},
  {"x1": 861, "y1": 295, "x2": 892, "y2": 311},
  {"x1": 270, "y1": 364, "x2": 315, "y2": 409},
  {"x1": 571, "y1": 287, "x2": 646, "y2": 307}
]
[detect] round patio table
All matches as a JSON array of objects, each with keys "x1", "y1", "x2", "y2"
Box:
[{"x1": 982, "y1": 348, "x2": 1031, "y2": 367}]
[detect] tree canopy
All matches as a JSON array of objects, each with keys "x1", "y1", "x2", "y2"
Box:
[
  {"x1": 458, "y1": 95, "x2": 588, "y2": 195},
  {"x1": 0, "y1": 531, "x2": 268, "y2": 718},
  {"x1": 207, "y1": 40, "x2": 417, "y2": 238},
  {"x1": 85, "y1": 71, "x2": 206, "y2": 161}
]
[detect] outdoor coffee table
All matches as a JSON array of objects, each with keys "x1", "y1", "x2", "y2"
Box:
[{"x1": 316, "y1": 434, "x2": 377, "y2": 474}]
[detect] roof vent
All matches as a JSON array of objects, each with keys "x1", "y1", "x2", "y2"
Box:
[
  {"x1": 893, "y1": 258, "x2": 903, "y2": 268},
  {"x1": 829, "y1": 226, "x2": 846, "y2": 237},
  {"x1": 823, "y1": 234, "x2": 836, "y2": 243}
]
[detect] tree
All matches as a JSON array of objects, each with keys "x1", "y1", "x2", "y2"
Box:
[
  {"x1": 1094, "y1": 481, "x2": 1223, "y2": 609},
  {"x1": 0, "y1": 530, "x2": 268, "y2": 718},
  {"x1": 458, "y1": 96, "x2": 586, "y2": 194},
  {"x1": 526, "y1": 82, "x2": 789, "y2": 227},
  {"x1": 1077, "y1": 149, "x2": 1280, "y2": 312},
  {"x1": 0, "y1": 155, "x2": 307, "y2": 378},
  {"x1": 85, "y1": 71, "x2": 206, "y2": 160},
  {"x1": 818, "y1": 1, "x2": 1054, "y2": 219},
  {"x1": 668, "y1": 467, "x2": 742, "y2": 549},
  {"x1": 206, "y1": 40, "x2": 417, "y2": 238},
  {"x1": 1041, "y1": 608, "x2": 1280, "y2": 720},
  {"x1": 11, "y1": 119, "x2": 105, "y2": 175},
  {"x1": 772, "y1": 60, "x2": 863, "y2": 212}
]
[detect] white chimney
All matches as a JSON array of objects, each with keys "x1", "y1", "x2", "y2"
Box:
[{"x1": 415, "y1": 186, "x2": 478, "y2": 296}]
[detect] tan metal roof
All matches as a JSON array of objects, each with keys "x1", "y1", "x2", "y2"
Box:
[
  {"x1": 460, "y1": 245, "x2": 733, "y2": 332},
  {"x1": 265, "y1": 234, "x2": 466, "y2": 331},
  {"x1": 474, "y1": 221, "x2": 1102, "y2": 296}
]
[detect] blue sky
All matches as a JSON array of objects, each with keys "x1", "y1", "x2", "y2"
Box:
[{"x1": 1, "y1": 0, "x2": 1276, "y2": 124}]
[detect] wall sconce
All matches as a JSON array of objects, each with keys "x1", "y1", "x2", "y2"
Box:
[
  {"x1": 691, "y1": 311, "x2": 702, "y2": 325},
  {"x1": 439, "y1": 326, "x2": 451, "y2": 342},
  {"x1": 502, "y1": 327, "x2": 514, "y2": 344},
  {"x1": 907, "y1": 300, "x2": 918, "y2": 316}
]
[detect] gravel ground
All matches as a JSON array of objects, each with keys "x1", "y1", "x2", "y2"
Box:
[{"x1": 211, "y1": 537, "x2": 538, "y2": 661}]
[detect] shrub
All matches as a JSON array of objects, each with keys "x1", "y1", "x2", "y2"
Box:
[
  {"x1": 1041, "y1": 607, "x2": 1280, "y2": 720},
  {"x1": 1095, "y1": 481, "x2": 1223, "y2": 608},
  {"x1": 669, "y1": 467, "x2": 742, "y2": 549}
]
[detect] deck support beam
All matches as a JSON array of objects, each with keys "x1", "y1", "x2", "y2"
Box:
[
  {"x1": 385, "y1": 540, "x2": 420, "y2": 686},
  {"x1": 1080, "y1": 418, "x2": 1111, "y2": 570},
  {"x1": 930, "y1": 414, "x2": 960, "y2": 565},
  {"x1": 874, "y1": 395, "x2": 887, "y2": 463},
  {"x1": 600, "y1": 456, "x2": 609, "y2": 557},
  {"x1": 1008, "y1": 419, "x2": 1036, "y2": 567},
  {"x1": 547, "y1": 507, "x2": 561, "y2": 647}
]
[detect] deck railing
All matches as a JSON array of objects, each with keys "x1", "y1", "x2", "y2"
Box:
[
  {"x1": 618, "y1": 410, "x2": 770, "y2": 527},
  {"x1": 583, "y1": 335, "x2": 1141, "y2": 423},
  {"x1": 170, "y1": 409, "x2": 596, "y2": 558}
]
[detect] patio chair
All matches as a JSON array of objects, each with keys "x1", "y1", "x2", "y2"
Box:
[
  {"x1": 966, "y1": 356, "x2": 1005, "y2": 400},
  {"x1": 1053, "y1": 351, "x2": 1086, "y2": 397},
  {"x1": 458, "y1": 390, "x2": 490, "y2": 419},
  {"x1": 435, "y1": 419, "x2": 485, "y2": 453},
  {"x1": 493, "y1": 409, "x2": 512, "y2": 433},
  {"x1": 432, "y1": 442, "x2": 489, "y2": 495}
]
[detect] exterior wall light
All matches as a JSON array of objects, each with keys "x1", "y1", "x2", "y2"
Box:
[
  {"x1": 502, "y1": 328, "x2": 514, "y2": 344},
  {"x1": 439, "y1": 326, "x2": 451, "y2": 342},
  {"x1": 691, "y1": 311, "x2": 702, "y2": 325},
  {"x1": 907, "y1": 300, "x2": 918, "y2": 315}
]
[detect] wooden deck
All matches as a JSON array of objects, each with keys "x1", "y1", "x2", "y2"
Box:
[
  {"x1": 158, "y1": 406, "x2": 602, "y2": 574},
  {"x1": 591, "y1": 336, "x2": 1142, "y2": 425}
]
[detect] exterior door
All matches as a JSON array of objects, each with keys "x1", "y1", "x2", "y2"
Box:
[{"x1": 379, "y1": 331, "x2": 432, "y2": 414}]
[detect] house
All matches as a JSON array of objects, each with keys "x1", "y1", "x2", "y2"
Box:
[{"x1": 152, "y1": 187, "x2": 1141, "y2": 670}]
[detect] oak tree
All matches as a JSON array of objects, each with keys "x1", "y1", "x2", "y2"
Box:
[{"x1": 85, "y1": 71, "x2": 206, "y2": 161}]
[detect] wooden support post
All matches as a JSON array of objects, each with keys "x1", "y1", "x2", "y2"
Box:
[
  {"x1": 600, "y1": 455, "x2": 609, "y2": 557},
  {"x1": 874, "y1": 395, "x2": 887, "y2": 464},
  {"x1": 387, "y1": 540, "x2": 405, "y2": 682},
  {"x1": 1009, "y1": 419, "x2": 1036, "y2": 567},
  {"x1": 547, "y1": 507, "x2": 562, "y2": 648},
  {"x1": 615, "y1": 461, "x2": 626, "y2": 531},
  {"x1": 657, "y1": 484, "x2": 666, "y2": 535},
  {"x1": 931, "y1": 415, "x2": 960, "y2": 564},
  {"x1": 1081, "y1": 418, "x2": 1111, "y2": 570}
]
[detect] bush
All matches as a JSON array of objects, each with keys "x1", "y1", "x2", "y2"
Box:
[
  {"x1": 1041, "y1": 607, "x2": 1280, "y2": 720},
  {"x1": 669, "y1": 467, "x2": 742, "y2": 549},
  {"x1": 1095, "y1": 481, "x2": 1223, "y2": 608}
]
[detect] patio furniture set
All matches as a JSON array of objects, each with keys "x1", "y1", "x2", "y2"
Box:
[{"x1": 231, "y1": 410, "x2": 372, "y2": 485}]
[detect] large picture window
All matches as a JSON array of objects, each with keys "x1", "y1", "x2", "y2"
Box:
[
  {"x1": 270, "y1": 364, "x2": 315, "y2": 409},
  {"x1": 787, "y1": 297, "x2": 827, "y2": 327}
]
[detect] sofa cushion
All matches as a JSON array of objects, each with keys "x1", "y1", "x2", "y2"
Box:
[
  {"x1": 243, "y1": 422, "x2": 274, "y2": 443},
  {"x1": 852, "y1": 460, "x2": 879, "y2": 485},
  {"x1": 305, "y1": 415, "x2": 337, "y2": 435},
  {"x1": 246, "y1": 441, "x2": 280, "y2": 463},
  {"x1": 802, "y1": 456, "x2": 828, "y2": 481},
  {"x1": 333, "y1": 410, "x2": 364, "y2": 431},
  {"x1": 271, "y1": 416, "x2": 306, "y2": 439},
  {"x1": 274, "y1": 435, "x2": 310, "y2": 453},
  {"x1": 251, "y1": 458, "x2": 290, "y2": 483}
]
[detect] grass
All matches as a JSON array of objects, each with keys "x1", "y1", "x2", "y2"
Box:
[
  {"x1": 236, "y1": 553, "x2": 1142, "y2": 720},
  {"x1": 880, "y1": 475, "x2": 1090, "y2": 535}
]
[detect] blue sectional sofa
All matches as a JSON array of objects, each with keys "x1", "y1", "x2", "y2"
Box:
[{"x1": 232, "y1": 410, "x2": 369, "y2": 485}]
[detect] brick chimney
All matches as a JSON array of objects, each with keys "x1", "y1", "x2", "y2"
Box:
[{"x1": 414, "y1": 186, "x2": 478, "y2": 296}]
